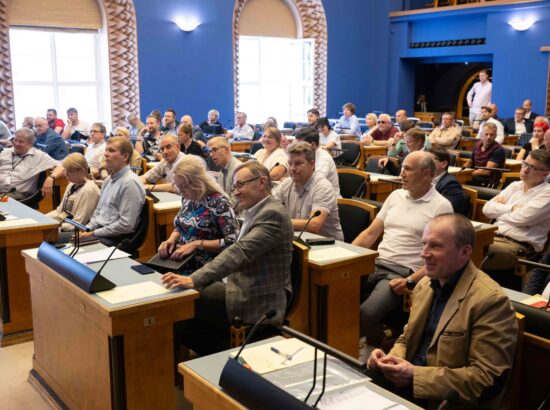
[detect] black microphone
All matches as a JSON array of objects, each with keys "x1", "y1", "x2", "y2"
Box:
[
  {"x1": 353, "y1": 175, "x2": 370, "y2": 198},
  {"x1": 234, "y1": 309, "x2": 277, "y2": 361},
  {"x1": 95, "y1": 239, "x2": 131, "y2": 277},
  {"x1": 270, "y1": 162, "x2": 280, "y2": 171},
  {"x1": 294, "y1": 210, "x2": 322, "y2": 247},
  {"x1": 437, "y1": 389, "x2": 459, "y2": 409},
  {"x1": 146, "y1": 173, "x2": 166, "y2": 203},
  {"x1": 474, "y1": 166, "x2": 511, "y2": 173},
  {"x1": 0, "y1": 187, "x2": 16, "y2": 202},
  {"x1": 479, "y1": 251, "x2": 495, "y2": 269}
]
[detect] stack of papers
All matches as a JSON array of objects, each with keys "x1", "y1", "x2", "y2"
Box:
[
  {"x1": 319, "y1": 385, "x2": 407, "y2": 410},
  {"x1": 0, "y1": 218, "x2": 37, "y2": 228},
  {"x1": 74, "y1": 247, "x2": 130, "y2": 264},
  {"x1": 308, "y1": 246, "x2": 358, "y2": 263},
  {"x1": 96, "y1": 281, "x2": 170, "y2": 304}
]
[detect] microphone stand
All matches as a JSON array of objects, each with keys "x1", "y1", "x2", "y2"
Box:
[
  {"x1": 65, "y1": 218, "x2": 91, "y2": 257},
  {"x1": 146, "y1": 173, "x2": 167, "y2": 203},
  {"x1": 293, "y1": 211, "x2": 321, "y2": 249}
]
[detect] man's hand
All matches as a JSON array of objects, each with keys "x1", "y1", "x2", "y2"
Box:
[
  {"x1": 378, "y1": 157, "x2": 389, "y2": 168},
  {"x1": 389, "y1": 277, "x2": 407, "y2": 295},
  {"x1": 367, "y1": 348, "x2": 386, "y2": 370},
  {"x1": 377, "y1": 355, "x2": 414, "y2": 387},
  {"x1": 66, "y1": 119, "x2": 72, "y2": 128},
  {"x1": 362, "y1": 135, "x2": 373, "y2": 145},
  {"x1": 161, "y1": 272, "x2": 195, "y2": 289},
  {"x1": 41, "y1": 176, "x2": 54, "y2": 196},
  {"x1": 79, "y1": 231, "x2": 95, "y2": 239},
  {"x1": 493, "y1": 196, "x2": 507, "y2": 204}
]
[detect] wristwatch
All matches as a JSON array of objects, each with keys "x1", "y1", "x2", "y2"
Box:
[{"x1": 406, "y1": 277, "x2": 416, "y2": 290}]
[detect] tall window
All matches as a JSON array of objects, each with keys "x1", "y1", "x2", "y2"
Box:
[
  {"x1": 9, "y1": 28, "x2": 107, "y2": 128},
  {"x1": 238, "y1": 36, "x2": 314, "y2": 124}
]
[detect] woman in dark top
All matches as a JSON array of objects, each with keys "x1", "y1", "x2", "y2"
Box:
[
  {"x1": 178, "y1": 123, "x2": 205, "y2": 158},
  {"x1": 517, "y1": 121, "x2": 547, "y2": 160},
  {"x1": 157, "y1": 155, "x2": 239, "y2": 275}
]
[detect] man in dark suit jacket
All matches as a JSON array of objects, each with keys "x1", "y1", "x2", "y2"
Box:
[
  {"x1": 162, "y1": 161, "x2": 293, "y2": 331},
  {"x1": 523, "y1": 99, "x2": 539, "y2": 122},
  {"x1": 427, "y1": 148, "x2": 466, "y2": 214},
  {"x1": 503, "y1": 107, "x2": 533, "y2": 135}
]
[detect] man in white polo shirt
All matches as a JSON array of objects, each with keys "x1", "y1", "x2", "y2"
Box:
[{"x1": 352, "y1": 151, "x2": 453, "y2": 359}]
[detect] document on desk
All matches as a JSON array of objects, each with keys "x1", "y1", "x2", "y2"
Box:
[
  {"x1": 308, "y1": 246, "x2": 358, "y2": 263},
  {"x1": 74, "y1": 247, "x2": 130, "y2": 264},
  {"x1": 96, "y1": 281, "x2": 170, "y2": 304},
  {"x1": 319, "y1": 385, "x2": 405, "y2": 410},
  {"x1": 470, "y1": 220, "x2": 485, "y2": 230},
  {"x1": 0, "y1": 217, "x2": 37, "y2": 229}
]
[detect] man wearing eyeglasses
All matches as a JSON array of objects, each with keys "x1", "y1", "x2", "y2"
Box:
[
  {"x1": 362, "y1": 113, "x2": 399, "y2": 147},
  {"x1": 162, "y1": 161, "x2": 293, "y2": 352},
  {"x1": 482, "y1": 149, "x2": 550, "y2": 275},
  {"x1": 207, "y1": 137, "x2": 241, "y2": 196}
]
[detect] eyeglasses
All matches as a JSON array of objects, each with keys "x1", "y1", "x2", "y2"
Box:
[
  {"x1": 377, "y1": 120, "x2": 388, "y2": 124},
  {"x1": 231, "y1": 176, "x2": 260, "y2": 192},
  {"x1": 521, "y1": 160, "x2": 548, "y2": 172},
  {"x1": 90, "y1": 130, "x2": 101, "y2": 134}
]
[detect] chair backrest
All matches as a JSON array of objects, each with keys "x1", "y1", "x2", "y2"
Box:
[
  {"x1": 518, "y1": 133, "x2": 532, "y2": 147},
  {"x1": 359, "y1": 124, "x2": 368, "y2": 134},
  {"x1": 20, "y1": 170, "x2": 48, "y2": 210},
  {"x1": 353, "y1": 197, "x2": 383, "y2": 214},
  {"x1": 283, "y1": 121, "x2": 296, "y2": 130},
  {"x1": 284, "y1": 241, "x2": 310, "y2": 335},
  {"x1": 365, "y1": 155, "x2": 391, "y2": 174},
  {"x1": 503, "y1": 147, "x2": 513, "y2": 159},
  {"x1": 337, "y1": 198, "x2": 377, "y2": 244},
  {"x1": 336, "y1": 142, "x2": 361, "y2": 167},
  {"x1": 131, "y1": 197, "x2": 156, "y2": 258},
  {"x1": 252, "y1": 131, "x2": 262, "y2": 141},
  {"x1": 70, "y1": 144, "x2": 86, "y2": 155},
  {"x1": 499, "y1": 172, "x2": 520, "y2": 190},
  {"x1": 250, "y1": 142, "x2": 263, "y2": 155},
  {"x1": 336, "y1": 168, "x2": 369, "y2": 199},
  {"x1": 462, "y1": 186, "x2": 478, "y2": 220},
  {"x1": 447, "y1": 152, "x2": 458, "y2": 166}
]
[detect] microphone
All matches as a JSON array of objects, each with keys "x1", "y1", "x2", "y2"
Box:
[
  {"x1": 64, "y1": 218, "x2": 91, "y2": 232},
  {"x1": 65, "y1": 217, "x2": 91, "y2": 258},
  {"x1": 437, "y1": 389, "x2": 459, "y2": 409},
  {"x1": 95, "y1": 239, "x2": 131, "y2": 277},
  {"x1": 234, "y1": 309, "x2": 277, "y2": 361},
  {"x1": 146, "y1": 173, "x2": 166, "y2": 203},
  {"x1": 294, "y1": 210, "x2": 322, "y2": 248},
  {"x1": 0, "y1": 187, "x2": 16, "y2": 202},
  {"x1": 479, "y1": 251, "x2": 495, "y2": 269},
  {"x1": 353, "y1": 175, "x2": 370, "y2": 198},
  {"x1": 474, "y1": 166, "x2": 510, "y2": 173},
  {"x1": 270, "y1": 162, "x2": 280, "y2": 171}
]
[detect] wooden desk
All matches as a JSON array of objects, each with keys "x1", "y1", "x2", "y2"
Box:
[
  {"x1": 299, "y1": 232, "x2": 378, "y2": 357},
  {"x1": 0, "y1": 200, "x2": 58, "y2": 346},
  {"x1": 358, "y1": 145, "x2": 388, "y2": 170},
  {"x1": 448, "y1": 166, "x2": 474, "y2": 184},
  {"x1": 460, "y1": 138, "x2": 476, "y2": 151},
  {"x1": 152, "y1": 192, "x2": 182, "y2": 247},
  {"x1": 505, "y1": 159, "x2": 522, "y2": 172},
  {"x1": 367, "y1": 173, "x2": 401, "y2": 202},
  {"x1": 472, "y1": 223, "x2": 497, "y2": 267},
  {"x1": 230, "y1": 141, "x2": 253, "y2": 153},
  {"x1": 23, "y1": 246, "x2": 199, "y2": 409}
]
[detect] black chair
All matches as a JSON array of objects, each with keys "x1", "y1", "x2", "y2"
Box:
[
  {"x1": 20, "y1": 170, "x2": 48, "y2": 210},
  {"x1": 504, "y1": 147, "x2": 513, "y2": 159},
  {"x1": 249, "y1": 142, "x2": 262, "y2": 155},
  {"x1": 337, "y1": 198, "x2": 377, "y2": 244},
  {"x1": 283, "y1": 241, "x2": 309, "y2": 334},
  {"x1": 518, "y1": 133, "x2": 532, "y2": 147},
  {"x1": 464, "y1": 185, "x2": 500, "y2": 201},
  {"x1": 353, "y1": 197, "x2": 384, "y2": 214},
  {"x1": 448, "y1": 152, "x2": 457, "y2": 166},
  {"x1": 365, "y1": 156, "x2": 392, "y2": 175},
  {"x1": 337, "y1": 169, "x2": 369, "y2": 198},
  {"x1": 69, "y1": 144, "x2": 86, "y2": 155},
  {"x1": 334, "y1": 142, "x2": 361, "y2": 167}
]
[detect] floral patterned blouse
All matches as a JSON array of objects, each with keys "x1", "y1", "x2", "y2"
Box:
[{"x1": 174, "y1": 192, "x2": 239, "y2": 274}]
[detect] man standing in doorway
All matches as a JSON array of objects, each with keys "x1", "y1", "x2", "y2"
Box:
[{"x1": 466, "y1": 69, "x2": 492, "y2": 126}]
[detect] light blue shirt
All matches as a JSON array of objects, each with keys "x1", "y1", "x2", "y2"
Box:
[
  {"x1": 88, "y1": 165, "x2": 145, "y2": 237},
  {"x1": 335, "y1": 114, "x2": 361, "y2": 138}
]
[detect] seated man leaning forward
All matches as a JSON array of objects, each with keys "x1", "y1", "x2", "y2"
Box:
[
  {"x1": 352, "y1": 151, "x2": 453, "y2": 353},
  {"x1": 80, "y1": 137, "x2": 145, "y2": 250},
  {"x1": 162, "y1": 161, "x2": 293, "y2": 349},
  {"x1": 368, "y1": 214, "x2": 518, "y2": 408},
  {"x1": 272, "y1": 141, "x2": 344, "y2": 241},
  {"x1": 139, "y1": 134, "x2": 184, "y2": 192}
]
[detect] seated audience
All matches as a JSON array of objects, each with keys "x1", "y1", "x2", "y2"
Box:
[
  {"x1": 334, "y1": 102, "x2": 361, "y2": 138},
  {"x1": 379, "y1": 128, "x2": 429, "y2": 176},
  {"x1": 503, "y1": 107, "x2": 533, "y2": 136},
  {"x1": 482, "y1": 149, "x2": 550, "y2": 272},
  {"x1": 466, "y1": 122, "x2": 505, "y2": 187},
  {"x1": 47, "y1": 153, "x2": 100, "y2": 240},
  {"x1": 126, "y1": 113, "x2": 144, "y2": 141},
  {"x1": 199, "y1": 109, "x2": 224, "y2": 135},
  {"x1": 295, "y1": 128, "x2": 340, "y2": 193},
  {"x1": 394, "y1": 109, "x2": 408, "y2": 130},
  {"x1": 181, "y1": 114, "x2": 207, "y2": 148},
  {"x1": 362, "y1": 112, "x2": 378, "y2": 139},
  {"x1": 522, "y1": 249, "x2": 550, "y2": 296},
  {"x1": 207, "y1": 137, "x2": 241, "y2": 197},
  {"x1": 477, "y1": 106, "x2": 504, "y2": 144},
  {"x1": 226, "y1": 111, "x2": 254, "y2": 141},
  {"x1": 97, "y1": 127, "x2": 143, "y2": 180},
  {"x1": 0, "y1": 127, "x2": 65, "y2": 200},
  {"x1": 352, "y1": 152, "x2": 452, "y2": 356},
  {"x1": 428, "y1": 112, "x2": 461, "y2": 149},
  {"x1": 61, "y1": 107, "x2": 90, "y2": 141},
  {"x1": 46, "y1": 108, "x2": 65, "y2": 134},
  {"x1": 523, "y1": 99, "x2": 539, "y2": 122},
  {"x1": 178, "y1": 123, "x2": 204, "y2": 157},
  {"x1": 252, "y1": 127, "x2": 288, "y2": 182},
  {"x1": 81, "y1": 137, "x2": 146, "y2": 250},
  {"x1": 157, "y1": 155, "x2": 239, "y2": 275},
  {"x1": 161, "y1": 109, "x2": 179, "y2": 134},
  {"x1": 21, "y1": 117, "x2": 34, "y2": 129},
  {"x1": 427, "y1": 148, "x2": 466, "y2": 214},
  {"x1": 306, "y1": 108, "x2": 320, "y2": 127},
  {"x1": 516, "y1": 120, "x2": 547, "y2": 160},
  {"x1": 317, "y1": 117, "x2": 342, "y2": 154},
  {"x1": 136, "y1": 115, "x2": 163, "y2": 159},
  {"x1": 140, "y1": 134, "x2": 184, "y2": 192},
  {"x1": 162, "y1": 161, "x2": 292, "y2": 352},
  {"x1": 272, "y1": 141, "x2": 343, "y2": 241},
  {"x1": 368, "y1": 214, "x2": 517, "y2": 408},
  {"x1": 34, "y1": 117, "x2": 68, "y2": 160},
  {"x1": 362, "y1": 113, "x2": 398, "y2": 146},
  {"x1": 263, "y1": 116, "x2": 278, "y2": 130},
  {"x1": 84, "y1": 123, "x2": 107, "y2": 177}
]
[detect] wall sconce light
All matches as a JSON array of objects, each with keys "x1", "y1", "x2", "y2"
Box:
[
  {"x1": 508, "y1": 17, "x2": 536, "y2": 31},
  {"x1": 175, "y1": 17, "x2": 201, "y2": 32}
]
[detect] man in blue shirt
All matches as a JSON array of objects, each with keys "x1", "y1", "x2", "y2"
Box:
[{"x1": 33, "y1": 117, "x2": 68, "y2": 160}]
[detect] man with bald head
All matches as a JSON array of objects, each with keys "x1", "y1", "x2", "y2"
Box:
[
  {"x1": 523, "y1": 99, "x2": 539, "y2": 122},
  {"x1": 139, "y1": 134, "x2": 184, "y2": 192},
  {"x1": 181, "y1": 114, "x2": 207, "y2": 147},
  {"x1": 34, "y1": 117, "x2": 68, "y2": 160},
  {"x1": 395, "y1": 109, "x2": 407, "y2": 130},
  {"x1": 363, "y1": 113, "x2": 399, "y2": 147},
  {"x1": 207, "y1": 136, "x2": 241, "y2": 197},
  {"x1": 353, "y1": 151, "x2": 453, "y2": 359}
]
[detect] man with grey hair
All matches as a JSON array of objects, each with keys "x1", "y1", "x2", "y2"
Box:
[
  {"x1": 34, "y1": 117, "x2": 68, "y2": 160},
  {"x1": 0, "y1": 127, "x2": 65, "y2": 200},
  {"x1": 226, "y1": 111, "x2": 254, "y2": 141},
  {"x1": 199, "y1": 109, "x2": 224, "y2": 135},
  {"x1": 140, "y1": 134, "x2": 184, "y2": 192},
  {"x1": 362, "y1": 113, "x2": 399, "y2": 146},
  {"x1": 352, "y1": 151, "x2": 453, "y2": 360},
  {"x1": 272, "y1": 141, "x2": 344, "y2": 240}
]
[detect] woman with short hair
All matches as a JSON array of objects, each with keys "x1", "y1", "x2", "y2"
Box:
[{"x1": 252, "y1": 127, "x2": 288, "y2": 182}]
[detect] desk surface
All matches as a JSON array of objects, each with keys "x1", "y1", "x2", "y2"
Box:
[
  {"x1": 181, "y1": 336, "x2": 422, "y2": 409},
  {"x1": 0, "y1": 199, "x2": 57, "y2": 232},
  {"x1": 152, "y1": 191, "x2": 182, "y2": 211}
]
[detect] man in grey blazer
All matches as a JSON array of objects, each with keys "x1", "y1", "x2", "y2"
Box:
[{"x1": 162, "y1": 161, "x2": 293, "y2": 334}]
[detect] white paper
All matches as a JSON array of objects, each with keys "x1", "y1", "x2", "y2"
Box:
[
  {"x1": 96, "y1": 281, "x2": 170, "y2": 304},
  {"x1": 368, "y1": 174, "x2": 400, "y2": 183},
  {"x1": 319, "y1": 385, "x2": 399, "y2": 410},
  {"x1": 74, "y1": 247, "x2": 130, "y2": 264},
  {"x1": 0, "y1": 217, "x2": 38, "y2": 229},
  {"x1": 0, "y1": 211, "x2": 17, "y2": 221},
  {"x1": 154, "y1": 201, "x2": 182, "y2": 210},
  {"x1": 308, "y1": 246, "x2": 359, "y2": 263}
]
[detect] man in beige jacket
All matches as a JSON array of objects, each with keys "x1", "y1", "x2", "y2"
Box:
[{"x1": 368, "y1": 213, "x2": 518, "y2": 408}]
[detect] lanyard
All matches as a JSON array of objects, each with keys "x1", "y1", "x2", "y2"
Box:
[{"x1": 10, "y1": 153, "x2": 27, "y2": 173}]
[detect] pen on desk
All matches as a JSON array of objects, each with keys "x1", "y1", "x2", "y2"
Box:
[
  {"x1": 271, "y1": 346, "x2": 293, "y2": 361},
  {"x1": 289, "y1": 346, "x2": 304, "y2": 360}
]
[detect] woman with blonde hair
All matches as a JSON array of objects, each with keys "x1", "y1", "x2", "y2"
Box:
[
  {"x1": 47, "y1": 153, "x2": 100, "y2": 241},
  {"x1": 252, "y1": 126, "x2": 288, "y2": 181},
  {"x1": 157, "y1": 155, "x2": 239, "y2": 274}
]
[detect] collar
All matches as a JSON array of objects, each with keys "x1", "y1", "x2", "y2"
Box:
[
  {"x1": 242, "y1": 195, "x2": 270, "y2": 219},
  {"x1": 293, "y1": 173, "x2": 316, "y2": 195},
  {"x1": 433, "y1": 172, "x2": 446, "y2": 184},
  {"x1": 522, "y1": 179, "x2": 550, "y2": 193},
  {"x1": 404, "y1": 185, "x2": 437, "y2": 202},
  {"x1": 430, "y1": 262, "x2": 468, "y2": 296},
  {"x1": 111, "y1": 165, "x2": 131, "y2": 181},
  {"x1": 13, "y1": 147, "x2": 36, "y2": 158}
]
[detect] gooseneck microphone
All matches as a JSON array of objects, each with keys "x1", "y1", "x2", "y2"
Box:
[
  {"x1": 0, "y1": 187, "x2": 16, "y2": 202},
  {"x1": 294, "y1": 210, "x2": 322, "y2": 247},
  {"x1": 146, "y1": 173, "x2": 167, "y2": 203},
  {"x1": 96, "y1": 239, "x2": 131, "y2": 277},
  {"x1": 234, "y1": 309, "x2": 277, "y2": 361},
  {"x1": 479, "y1": 251, "x2": 495, "y2": 270}
]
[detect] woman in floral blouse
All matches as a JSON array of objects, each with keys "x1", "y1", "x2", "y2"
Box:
[{"x1": 157, "y1": 155, "x2": 239, "y2": 274}]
